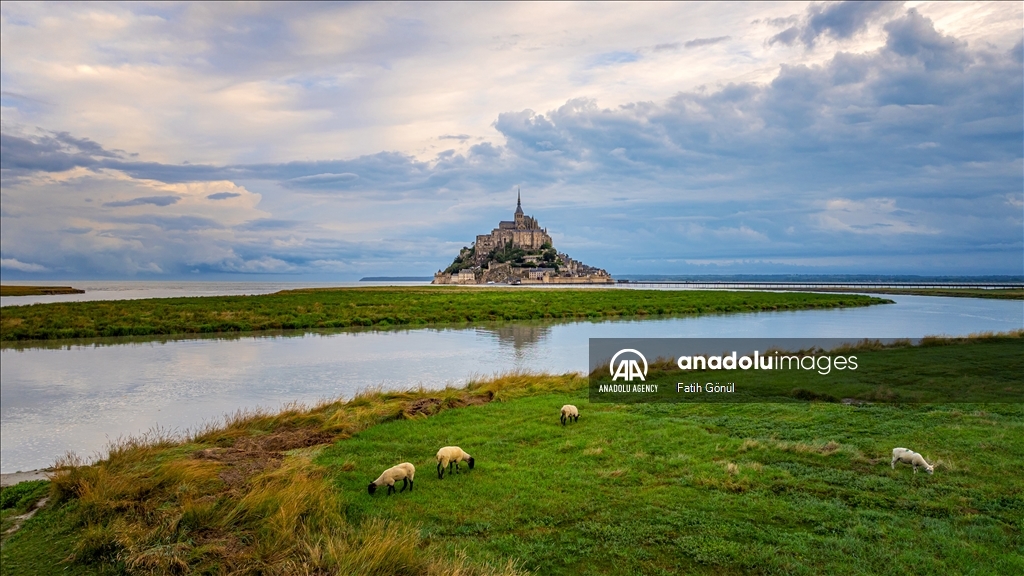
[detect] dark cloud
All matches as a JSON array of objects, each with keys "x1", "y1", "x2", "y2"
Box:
[
  {"x1": 207, "y1": 192, "x2": 241, "y2": 200},
  {"x1": 439, "y1": 134, "x2": 472, "y2": 141},
  {"x1": 114, "y1": 215, "x2": 223, "y2": 231},
  {"x1": 768, "y1": 27, "x2": 800, "y2": 47},
  {"x1": 770, "y1": 1, "x2": 901, "y2": 47},
  {"x1": 1, "y1": 131, "x2": 101, "y2": 174},
  {"x1": 684, "y1": 36, "x2": 730, "y2": 48},
  {"x1": 103, "y1": 195, "x2": 180, "y2": 207},
  {"x1": 0, "y1": 129, "x2": 128, "y2": 176},
  {"x1": 883, "y1": 9, "x2": 967, "y2": 69},
  {"x1": 285, "y1": 172, "x2": 359, "y2": 189},
  {"x1": 236, "y1": 218, "x2": 303, "y2": 231},
  {"x1": 467, "y1": 142, "x2": 501, "y2": 158}
]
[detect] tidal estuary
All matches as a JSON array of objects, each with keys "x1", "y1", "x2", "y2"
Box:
[{"x1": 2, "y1": 294, "x2": 1021, "y2": 473}]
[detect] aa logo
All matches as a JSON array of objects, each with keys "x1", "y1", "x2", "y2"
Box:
[{"x1": 610, "y1": 349, "x2": 648, "y2": 382}]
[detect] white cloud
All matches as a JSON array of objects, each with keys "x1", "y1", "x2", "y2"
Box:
[
  {"x1": 0, "y1": 258, "x2": 49, "y2": 272},
  {"x1": 814, "y1": 198, "x2": 938, "y2": 235}
]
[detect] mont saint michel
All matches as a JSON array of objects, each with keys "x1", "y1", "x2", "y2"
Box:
[{"x1": 433, "y1": 192, "x2": 613, "y2": 285}]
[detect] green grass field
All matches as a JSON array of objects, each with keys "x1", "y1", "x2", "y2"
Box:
[
  {"x1": 323, "y1": 394, "x2": 1022, "y2": 575},
  {"x1": 0, "y1": 287, "x2": 886, "y2": 342},
  {"x1": 1, "y1": 336, "x2": 1020, "y2": 575}
]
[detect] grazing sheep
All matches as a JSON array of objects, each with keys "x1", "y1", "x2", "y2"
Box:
[
  {"x1": 560, "y1": 404, "x2": 579, "y2": 426},
  {"x1": 891, "y1": 447, "x2": 934, "y2": 475},
  {"x1": 368, "y1": 462, "x2": 415, "y2": 495},
  {"x1": 436, "y1": 446, "x2": 474, "y2": 479}
]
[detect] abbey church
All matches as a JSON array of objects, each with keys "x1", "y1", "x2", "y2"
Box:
[
  {"x1": 433, "y1": 192, "x2": 612, "y2": 285},
  {"x1": 473, "y1": 192, "x2": 552, "y2": 254}
]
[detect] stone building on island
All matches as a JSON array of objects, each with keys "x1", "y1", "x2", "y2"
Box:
[{"x1": 433, "y1": 192, "x2": 613, "y2": 285}]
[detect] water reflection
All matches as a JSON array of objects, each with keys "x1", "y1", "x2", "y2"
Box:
[
  {"x1": 477, "y1": 323, "x2": 552, "y2": 354},
  {"x1": 1, "y1": 321, "x2": 558, "y2": 353}
]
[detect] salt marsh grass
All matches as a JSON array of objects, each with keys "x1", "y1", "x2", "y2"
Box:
[
  {"x1": 1, "y1": 336, "x2": 1020, "y2": 574},
  {"x1": 0, "y1": 287, "x2": 886, "y2": 341}
]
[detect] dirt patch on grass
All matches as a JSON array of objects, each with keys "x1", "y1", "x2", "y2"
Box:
[
  {"x1": 453, "y1": 390, "x2": 495, "y2": 407},
  {"x1": 405, "y1": 397, "x2": 443, "y2": 417},
  {"x1": 194, "y1": 428, "x2": 336, "y2": 486}
]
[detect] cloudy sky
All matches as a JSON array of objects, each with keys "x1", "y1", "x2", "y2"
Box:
[{"x1": 1, "y1": 1, "x2": 1021, "y2": 279}]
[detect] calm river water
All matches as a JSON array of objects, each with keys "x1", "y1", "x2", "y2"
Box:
[{"x1": 2, "y1": 294, "x2": 1021, "y2": 473}]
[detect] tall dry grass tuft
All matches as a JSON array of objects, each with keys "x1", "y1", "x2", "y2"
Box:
[
  {"x1": 466, "y1": 371, "x2": 584, "y2": 402},
  {"x1": 920, "y1": 329, "x2": 1023, "y2": 346}
]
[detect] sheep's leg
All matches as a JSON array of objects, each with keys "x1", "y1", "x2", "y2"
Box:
[
  {"x1": 387, "y1": 484, "x2": 396, "y2": 495},
  {"x1": 400, "y1": 478, "x2": 408, "y2": 492},
  {"x1": 409, "y1": 479, "x2": 414, "y2": 491},
  {"x1": 561, "y1": 414, "x2": 566, "y2": 426},
  {"x1": 437, "y1": 460, "x2": 444, "y2": 479},
  {"x1": 891, "y1": 456, "x2": 896, "y2": 469}
]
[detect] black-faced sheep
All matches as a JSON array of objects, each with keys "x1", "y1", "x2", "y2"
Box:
[
  {"x1": 560, "y1": 404, "x2": 579, "y2": 426},
  {"x1": 436, "y1": 446, "x2": 474, "y2": 479},
  {"x1": 891, "y1": 447, "x2": 934, "y2": 475},
  {"x1": 368, "y1": 462, "x2": 415, "y2": 495}
]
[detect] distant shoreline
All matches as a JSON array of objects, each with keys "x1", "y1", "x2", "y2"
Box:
[
  {"x1": 358, "y1": 276, "x2": 432, "y2": 281},
  {"x1": 0, "y1": 469, "x2": 51, "y2": 487},
  {"x1": 614, "y1": 274, "x2": 1024, "y2": 283},
  {"x1": 0, "y1": 285, "x2": 84, "y2": 296}
]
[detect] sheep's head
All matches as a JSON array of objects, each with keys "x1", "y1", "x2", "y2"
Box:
[
  {"x1": 367, "y1": 482, "x2": 378, "y2": 495},
  {"x1": 467, "y1": 456, "x2": 475, "y2": 470},
  {"x1": 925, "y1": 465, "x2": 934, "y2": 475}
]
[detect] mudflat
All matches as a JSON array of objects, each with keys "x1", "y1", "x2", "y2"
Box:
[{"x1": 0, "y1": 286, "x2": 84, "y2": 297}]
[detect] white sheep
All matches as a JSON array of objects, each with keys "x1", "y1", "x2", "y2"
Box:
[
  {"x1": 368, "y1": 462, "x2": 416, "y2": 495},
  {"x1": 891, "y1": 447, "x2": 934, "y2": 475},
  {"x1": 560, "y1": 404, "x2": 579, "y2": 426},
  {"x1": 436, "y1": 446, "x2": 474, "y2": 479}
]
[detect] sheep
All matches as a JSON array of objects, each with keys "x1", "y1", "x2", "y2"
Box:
[
  {"x1": 560, "y1": 404, "x2": 579, "y2": 426},
  {"x1": 891, "y1": 447, "x2": 934, "y2": 475},
  {"x1": 368, "y1": 462, "x2": 415, "y2": 495},
  {"x1": 436, "y1": 446, "x2": 474, "y2": 479}
]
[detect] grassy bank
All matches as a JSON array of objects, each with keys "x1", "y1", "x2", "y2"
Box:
[
  {"x1": 2, "y1": 334, "x2": 1020, "y2": 575},
  {"x1": 0, "y1": 287, "x2": 887, "y2": 342},
  {"x1": 0, "y1": 286, "x2": 84, "y2": 297}
]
